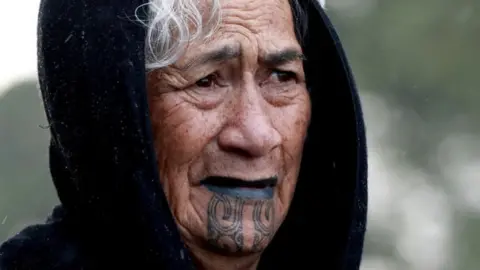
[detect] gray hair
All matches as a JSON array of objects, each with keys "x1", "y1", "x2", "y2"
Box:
[{"x1": 140, "y1": 0, "x2": 325, "y2": 71}]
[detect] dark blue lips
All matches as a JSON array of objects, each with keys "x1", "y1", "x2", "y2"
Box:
[
  {"x1": 204, "y1": 185, "x2": 274, "y2": 199},
  {"x1": 201, "y1": 176, "x2": 277, "y2": 200}
]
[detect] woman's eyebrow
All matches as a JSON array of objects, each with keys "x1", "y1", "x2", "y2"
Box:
[
  {"x1": 180, "y1": 44, "x2": 241, "y2": 71},
  {"x1": 261, "y1": 48, "x2": 306, "y2": 67},
  {"x1": 179, "y1": 45, "x2": 305, "y2": 71}
]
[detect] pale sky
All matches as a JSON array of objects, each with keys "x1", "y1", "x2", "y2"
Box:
[{"x1": 0, "y1": 0, "x2": 40, "y2": 97}]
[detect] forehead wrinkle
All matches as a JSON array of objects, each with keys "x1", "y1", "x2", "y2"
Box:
[
  {"x1": 220, "y1": 0, "x2": 293, "y2": 31},
  {"x1": 173, "y1": 0, "x2": 299, "y2": 72}
]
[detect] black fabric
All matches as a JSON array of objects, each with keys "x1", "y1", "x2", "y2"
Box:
[{"x1": 0, "y1": 0, "x2": 368, "y2": 269}]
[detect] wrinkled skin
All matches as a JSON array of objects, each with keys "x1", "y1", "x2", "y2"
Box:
[{"x1": 147, "y1": 0, "x2": 310, "y2": 268}]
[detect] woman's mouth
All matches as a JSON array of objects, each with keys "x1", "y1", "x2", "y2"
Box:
[{"x1": 200, "y1": 176, "x2": 277, "y2": 200}]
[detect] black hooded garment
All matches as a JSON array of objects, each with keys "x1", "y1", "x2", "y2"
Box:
[{"x1": 0, "y1": 0, "x2": 368, "y2": 269}]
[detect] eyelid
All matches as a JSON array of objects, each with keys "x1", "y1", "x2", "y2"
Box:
[
  {"x1": 272, "y1": 68, "x2": 296, "y2": 74},
  {"x1": 270, "y1": 62, "x2": 304, "y2": 76},
  {"x1": 270, "y1": 69, "x2": 301, "y2": 81},
  {"x1": 187, "y1": 71, "x2": 217, "y2": 85},
  {"x1": 189, "y1": 72, "x2": 227, "y2": 90}
]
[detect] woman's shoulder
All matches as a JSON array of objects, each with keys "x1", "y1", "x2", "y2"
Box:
[{"x1": 0, "y1": 207, "x2": 85, "y2": 270}]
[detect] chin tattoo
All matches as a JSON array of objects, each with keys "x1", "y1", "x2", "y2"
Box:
[{"x1": 207, "y1": 193, "x2": 274, "y2": 253}]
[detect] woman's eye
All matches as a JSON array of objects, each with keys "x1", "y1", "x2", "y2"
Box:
[
  {"x1": 271, "y1": 70, "x2": 297, "y2": 83},
  {"x1": 195, "y1": 74, "x2": 217, "y2": 88}
]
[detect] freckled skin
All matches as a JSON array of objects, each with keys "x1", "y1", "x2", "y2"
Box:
[{"x1": 147, "y1": 0, "x2": 311, "y2": 269}]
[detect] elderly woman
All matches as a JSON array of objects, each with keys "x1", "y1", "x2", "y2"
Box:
[{"x1": 0, "y1": 0, "x2": 367, "y2": 269}]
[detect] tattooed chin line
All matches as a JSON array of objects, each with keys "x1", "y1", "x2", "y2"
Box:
[{"x1": 206, "y1": 193, "x2": 275, "y2": 253}]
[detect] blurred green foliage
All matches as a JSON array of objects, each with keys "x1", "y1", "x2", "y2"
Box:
[
  {"x1": 330, "y1": 0, "x2": 480, "y2": 169},
  {"x1": 328, "y1": 1, "x2": 480, "y2": 268},
  {"x1": 0, "y1": 82, "x2": 58, "y2": 240}
]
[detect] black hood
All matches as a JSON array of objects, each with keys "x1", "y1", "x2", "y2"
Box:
[{"x1": 0, "y1": 0, "x2": 367, "y2": 269}]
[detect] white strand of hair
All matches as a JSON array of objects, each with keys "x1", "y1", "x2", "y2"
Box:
[{"x1": 139, "y1": 0, "x2": 325, "y2": 71}]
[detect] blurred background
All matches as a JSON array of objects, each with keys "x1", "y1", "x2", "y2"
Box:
[{"x1": 0, "y1": 0, "x2": 479, "y2": 269}]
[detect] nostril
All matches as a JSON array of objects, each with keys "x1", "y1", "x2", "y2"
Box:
[
  {"x1": 225, "y1": 145, "x2": 257, "y2": 158},
  {"x1": 217, "y1": 124, "x2": 281, "y2": 157}
]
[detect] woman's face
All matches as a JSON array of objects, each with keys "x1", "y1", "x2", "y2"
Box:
[{"x1": 147, "y1": 0, "x2": 310, "y2": 255}]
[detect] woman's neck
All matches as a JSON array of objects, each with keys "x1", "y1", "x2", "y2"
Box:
[{"x1": 187, "y1": 244, "x2": 261, "y2": 270}]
